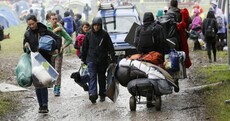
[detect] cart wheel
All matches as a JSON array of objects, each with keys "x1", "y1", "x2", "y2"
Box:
[
  {"x1": 155, "y1": 96, "x2": 161, "y2": 111},
  {"x1": 129, "y1": 96, "x2": 136, "y2": 111},
  {"x1": 146, "y1": 97, "x2": 153, "y2": 108}
]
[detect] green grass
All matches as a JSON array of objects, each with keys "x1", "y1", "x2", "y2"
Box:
[
  {"x1": 0, "y1": 24, "x2": 27, "y2": 57},
  {"x1": 196, "y1": 51, "x2": 230, "y2": 121},
  {"x1": 0, "y1": 24, "x2": 27, "y2": 117},
  {"x1": 0, "y1": 93, "x2": 17, "y2": 116},
  {"x1": 204, "y1": 82, "x2": 230, "y2": 121},
  {"x1": 199, "y1": 64, "x2": 230, "y2": 83}
]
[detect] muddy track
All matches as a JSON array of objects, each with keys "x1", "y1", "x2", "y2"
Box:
[{"x1": 0, "y1": 51, "x2": 218, "y2": 121}]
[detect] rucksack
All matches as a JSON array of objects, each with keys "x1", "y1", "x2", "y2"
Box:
[
  {"x1": 159, "y1": 14, "x2": 178, "y2": 38},
  {"x1": 216, "y1": 16, "x2": 223, "y2": 29},
  {"x1": 205, "y1": 19, "x2": 216, "y2": 38},
  {"x1": 63, "y1": 16, "x2": 74, "y2": 35},
  {"x1": 0, "y1": 24, "x2": 4, "y2": 41},
  {"x1": 158, "y1": 14, "x2": 179, "y2": 50},
  {"x1": 137, "y1": 24, "x2": 156, "y2": 53}
]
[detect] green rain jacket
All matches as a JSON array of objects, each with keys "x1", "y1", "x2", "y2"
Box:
[{"x1": 46, "y1": 22, "x2": 72, "y2": 47}]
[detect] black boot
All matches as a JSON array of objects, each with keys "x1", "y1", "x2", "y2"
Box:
[
  {"x1": 174, "y1": 79, "x2": 179, "y2": 93},
  {"x1": 208, "y1": 51, "x2": 212, "y2": 63},
  {"x1": 213, "y1": 53, "x2": 216, "y2": 62},
  {"x1": 89, "y1": 94, "x2": 98, "y2": 104}
]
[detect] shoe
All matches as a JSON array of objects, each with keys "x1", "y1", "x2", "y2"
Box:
[
  {"x1": 209, "y1": 60, "x2": 212, "y2": 63},
  {"x1": 99, "y1": 96, "x2": 105, "y2": 102},
  {"x1": 174, "y1": 80, "x2": 180, "y2": 93},
  {"x1": 38, "y1": 106, "x2": 43, "y2": 113},
  {"x1": 38, "y1": 105, "x2": 49, "y2": 113},
  {"x1": 54, "y1": 85, "x2": 60, "y2": 96},
  {"x1": 89, "y1": 94, "x2": 98, "y2": 104},
  {"x1": 214, "y1": 58, "x2": 216, "y2": 62}
]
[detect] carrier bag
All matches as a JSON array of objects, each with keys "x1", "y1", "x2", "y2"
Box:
[
  {"x1": 106, "y1": 64, "x2": 119, "y2": 102},
  {"x1": 15, "y1": 52, "x2": 32, "y2": 87},
  {"x1": 70, "y1": 63, "x2": 89, "y2": 91},
  {"x1": 165, "y1": 49, "x2": 180, "y2": 72},
  {"x1": 31, "y1": 52, "x2": 59, "y2": 87}
]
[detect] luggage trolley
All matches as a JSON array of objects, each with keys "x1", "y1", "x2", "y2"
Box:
[
  {"x1": 127, "y1": 78, "x2": 167, "y2": 111},
  {"x1": 124, "y1": 51, "x2": 187, "y2": 111}
]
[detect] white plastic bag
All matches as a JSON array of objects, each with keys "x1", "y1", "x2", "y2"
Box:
[{"x1": 31, "y1": 52, "x2": 58, "y2": 87}]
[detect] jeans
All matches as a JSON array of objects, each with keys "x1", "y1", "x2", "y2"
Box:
[
  {"x1": 87, "y1": 62, "x2": 107, "y2": 96},
  {"x1": 35, "y1": 87, "x2": 48, "y2": 107}
]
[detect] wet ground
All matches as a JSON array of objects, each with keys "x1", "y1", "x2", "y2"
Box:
[{"x1": 1, "y1": 54, "x2": 213, "y2": 121}]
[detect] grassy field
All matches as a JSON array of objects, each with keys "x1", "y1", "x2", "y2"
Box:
[
  {"x1": 196, "y1": 50, "x2": 230, "y2": 121},
  {"x1": 0, "y1": 24, "x2": 27, "y2": 116}
]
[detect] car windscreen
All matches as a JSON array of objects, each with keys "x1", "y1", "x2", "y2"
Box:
[{"x1": 103, "y1": 16, "x2": 137, "y2": 33}]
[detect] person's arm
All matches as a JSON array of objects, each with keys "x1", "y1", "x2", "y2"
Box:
[
  {"x1": 3, "y1": 33, "x2": 10, "y2": 39},
  {"x1": 134, "y1": 26, "x2": 141, "y2": 47},
  {"x1": 81, "y1": 32, "x2": 89, "y2": 63},
  {"x1": 61, "y1": 28, "x2": 73, "y2": 48},
  {"x1": 105, "y1": 32, "x2": 116, "y2": 63},
  {"x1": 202, "y1": 19, "x2": 206, "y2": 35},
  {"x1": 46, "y1": 30, "x2": 62, "y2": 51},
  {"x1": 23, "y1": 32, "x2": 29, "y2": 52}
]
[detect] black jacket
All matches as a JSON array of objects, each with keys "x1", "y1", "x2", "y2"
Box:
[
  {"x1": 134, "y1": 12, "x2": 166, "y2": 54},
  {"x1": 81, "y1": 18, "x2": 115, "y2": 64},
  {"x1": 23, "y1": 22, "x2": 62, "y2": 62},
  {"x1": 202, "y1": 11, "x2": 218, "y2": 39},
  {"x1": 167, "y1": 7, "x2": 182, "y2": 23}
]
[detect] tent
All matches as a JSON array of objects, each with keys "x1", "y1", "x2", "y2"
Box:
[
  {"x1": 13, "y1": 1, "x2": 30, "y2": 14},
  {"x1": 46, "y1": 5, "x2": 65, "y2": 18},
  {"x1": 0, "y1": 14, "x2": 9, "y2": 28},
  {"x1": 0, "y1": 7, "x2": 19, "y2": 28}
]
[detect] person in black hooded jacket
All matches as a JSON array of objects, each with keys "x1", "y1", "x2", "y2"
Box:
[
  {"x1": 81, "y1": 17, "x2": 115, "y2": 104},
  {"x1": 202, "y1": 10, "x2": 218, "y2": 63},
  {"x1": 167, "y1": 0, "x2": 182, "y2": 23},
  {"x1": 23, "y1": 15, "x2": 62, "y2": 113},
  {"x1": 134, "y1": 12, "x2": 166, "y2": 55}
]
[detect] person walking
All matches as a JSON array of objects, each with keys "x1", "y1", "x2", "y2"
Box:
[
  {"x1": 74, "y1": 13, "x2": 83, "y2": 35},
  {"x1": 191, "y1": 8, "x2": 202, "y2": 51},
  {"x1": 210, "y1": 1, "x2": 227, "y2": 51},
  {"x1": 134, "y1": 12, "x2": 165, "y2": 55},
  {"x1": 81, "y1": 17, "x2": 116, "y2": 104},
  {"x1": 167, "y1": 0, "x2": 182, "y2": 23},
  {"x1": 40, "y1": 3, "x2": 45, "y2": 23},
  {"x1": 60, "y1": 11, "x2": 76, "y2": 55},
  {"x1": 46, "y1": 12, "x2": 73, "y2": 96},
  {"x1": 56, "y1": 10, "x2": 62, "y2": 22},
  {"x1": 0, "y1": 24, "x2": 10, "y2": 50},
  {"x1": 202, "y1": 10, "x2": 218, "y2": 63},
  {"x1": 75, "y1": 21, "x2": 90, "y2": 58},
  {"x1": 83, "y1": 3, "x2": 91, "y2": 21},
  {"x1": 23, "y1": 15, "x2": 62, "y2": 113}
]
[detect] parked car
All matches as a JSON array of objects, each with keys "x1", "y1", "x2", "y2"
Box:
[{"x1": 96, "y1": 3, "x2": 142, "y2": 60}]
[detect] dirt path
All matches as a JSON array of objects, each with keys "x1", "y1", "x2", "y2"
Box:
[{"x1": 0, "y1": 52, "x2": 215, "y2": 121}]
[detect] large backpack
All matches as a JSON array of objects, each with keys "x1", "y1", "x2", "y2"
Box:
[
  {"x1": 205, "y1": 19, "x2": 216, "y2": 38},
  {"x1": 137, "y1": 24, "x2": 156, "y2": 53},
  {"x1": 63, "y1": 16, "x2": 74, "y2": 35},
  {"x1": 158, "y1": 14, "x2": 180, "y2": 50},
  {"x1": 216, "y1": 16, "x2": 223, "y2": 29}
]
